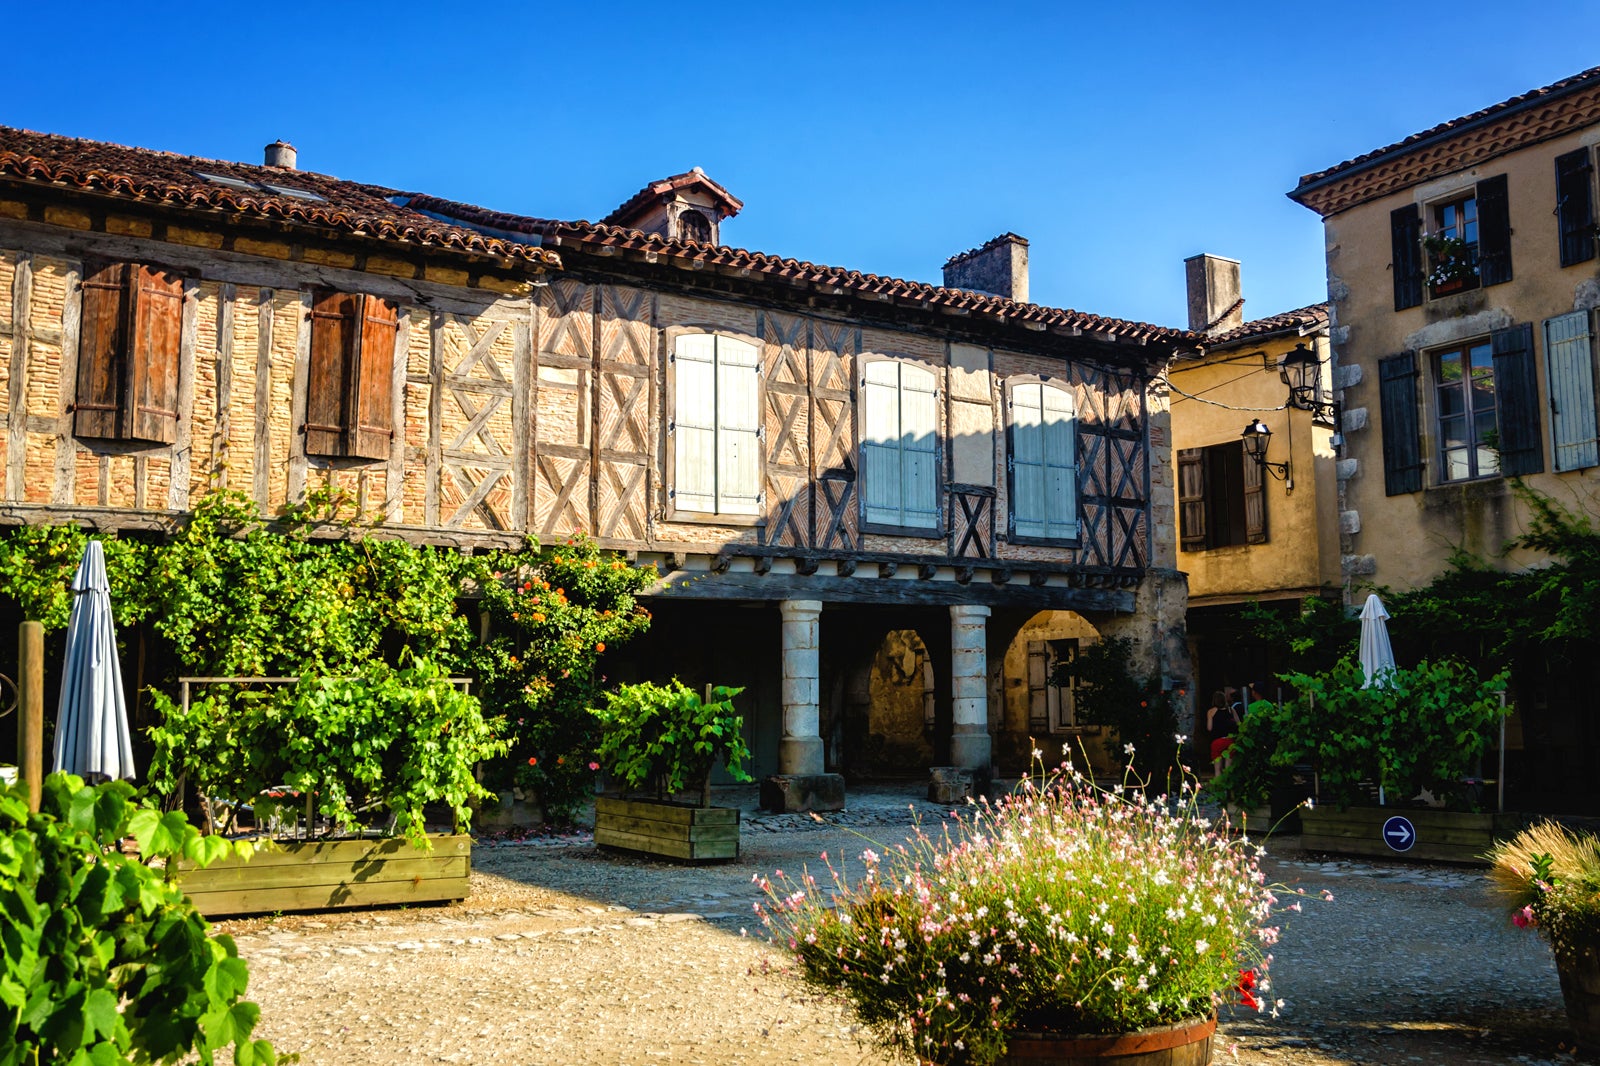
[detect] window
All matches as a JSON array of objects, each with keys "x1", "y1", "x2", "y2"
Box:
[
  {"x1": 304, "y1": 289, "x2": 398, "y2": 460},
  {"x1": 862, "y1": 359, "x2": 940, "y2": 532},
  {"x1": 1555, "y1": 148, "x2": 1597, "y2": 268},
  {"x1": 1378, "y1": 324, "x2": 1543, "y2": 493},
  {"x1": 677, "y1": 210, "x2": 712, "y2": 244},
  {"x1": 74, "y1": 261, "x2": 184, "y2": 444},
  {"x1": 671, "y1": 332, "x2": 761, "y2": 516},
  {"x1": 1433, "y1": 340, "x2": 1498, "y2": 480},
  {"x1": 1027, "y1": 638, "x2": 1081, "y2": 733},
  {"x1": 1177, "y1": 440, "x2": 1265, "y2": 550},
  {"x1": 1390, "y1": 174, "x2": 1511, "y2": 310},
  {"x1": 1007, "y1": 380, "x2": 1077, "y2": 542}
]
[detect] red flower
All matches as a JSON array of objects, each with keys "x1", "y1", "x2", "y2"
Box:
[{"x1": 528, "y1": 757, "x2": 538, "y2": 766}]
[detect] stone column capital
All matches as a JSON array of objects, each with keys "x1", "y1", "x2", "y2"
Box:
[
  {"x1": 780, "y1": 599, "x2": 825, "y2": 622},
  {"x1": 950, "y1": 603, "x2": 991, "y2": 621}
]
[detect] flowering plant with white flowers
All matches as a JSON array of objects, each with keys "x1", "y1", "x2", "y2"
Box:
[{"x1": 755, "y1": 751, "x2": 1320, "y2": 1066}]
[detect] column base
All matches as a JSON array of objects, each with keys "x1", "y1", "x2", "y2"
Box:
[
  {"x1": 761, "y1": 773, "x2": 846, "y2": 813},
  {"x1": 949, "y1": 733, "x2": 992, "y2": 773},
  {"x1": 928, "y1": 766, "x2": 974, "y2": 804},
  {"x1": 778, "y1": 736, "x2": 824, "y2": 777}
]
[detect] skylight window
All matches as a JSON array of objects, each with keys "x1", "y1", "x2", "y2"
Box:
[{"x1": 194, "y1": 172, "x2": 326, "y2": 202}]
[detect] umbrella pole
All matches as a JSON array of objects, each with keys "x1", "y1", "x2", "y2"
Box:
[
  {"x1": 17, "y1": 621, "x2": 42, "y2": 813},
  {"x1": 1499, "y1": 692, "x2": 1507, "y2": 814}
]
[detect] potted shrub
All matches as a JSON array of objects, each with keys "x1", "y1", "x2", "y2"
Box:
[
  {"x1": 1423, "y1": 232, "x2": 1477, "y2": 295},
  {"x1": 758, "y1": 757, "x2": 1316, "y2": 1065},
  {"x1": 1489, "y1": 822, "x2": 1600, "y2": 1048},
  {"x1": 1215, "y1": 658, "x2": 1513, "y2": 862},
  {"x1": 147, "y1": 655, "x2": 507, "y2": 915},
  {"x1": 590, "y1": 681, "x2": 751, "y2": 862}
]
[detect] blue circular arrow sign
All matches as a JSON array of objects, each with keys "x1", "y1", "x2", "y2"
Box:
[{"x1": 1382, "y1": 815, "x2": 1416, "y2": 853}]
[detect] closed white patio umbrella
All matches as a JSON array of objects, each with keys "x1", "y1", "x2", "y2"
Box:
[
  {"x1": 52, "y1": 540, "x2": 135, "y2": 781},
  {"x1": 1358, "y1": 593, "x2": 1396, "y2": 690}
]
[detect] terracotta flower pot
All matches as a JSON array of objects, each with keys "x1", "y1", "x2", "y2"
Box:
[{"x1": 998, "y1": 1014, "x2": 1215, "y2": 1065}]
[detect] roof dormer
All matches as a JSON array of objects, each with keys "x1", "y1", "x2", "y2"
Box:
[{"x1": 601, "y1": 167, "x2": 743, "y2": 246}]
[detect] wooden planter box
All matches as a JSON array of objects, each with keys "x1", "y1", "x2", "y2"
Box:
[
  {"x1": 177, "y1": 834, "x2": 471, "y2": 917},
  {"x1": 1300, "y1": 807, "x2": 1520, "y2": 864},
  {"x1": 593, "y1": 796, "x2": 739, "y2": 863}
]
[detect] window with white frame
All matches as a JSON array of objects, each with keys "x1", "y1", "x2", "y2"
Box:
[
  {"x1": 1008, "y1": 381, "x2": 1078, "y2": 541},
  {"x1": 862, "y1": 359, "x2": 940, "y2": 531},
  {"x1": 672, "y1": 333, "x2": 761, "y2": 515}
]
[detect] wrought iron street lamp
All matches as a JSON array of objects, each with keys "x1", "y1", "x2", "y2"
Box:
[
  {"x1": 1277, "y1": 341, "x2": 1341, "y2": 433},
  {"x1": 1241, "y1": 418, "x2": 1290, "y2": 483}
]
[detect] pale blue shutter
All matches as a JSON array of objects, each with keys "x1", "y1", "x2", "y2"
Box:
[
  {"x1": 1041, "y1": 384, "x2": 1077, "y2": 538},
  {"x1": 863, "y1": 360, "x2": 903, "y2": 526},
  {"x1": 899, "y1": 363, "x2": 940, "y2": 529},
  {"x1": 716, "y1": 337, "x2": 762, "y2": 514},
  {"x1": 673, "y1": 334, "x2": 717, "y2": 512},
  {"x1": 1545, "y1": 311, "x2": 1598, "y2": 472},
  {"x1": 1011, "y1": 384, "x2": 1047, "y2": 538}
]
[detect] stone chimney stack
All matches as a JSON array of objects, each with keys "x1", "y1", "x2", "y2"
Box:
[
  {"x1": 1185, "y1": 253, "x2": 1244, "y2": 334},
  {"x1": 263, "y1": 141, "x2": 297, "y2": 170},
  {"x1": 944, "y1": 234, "x2": 1030, "y2": 303}
]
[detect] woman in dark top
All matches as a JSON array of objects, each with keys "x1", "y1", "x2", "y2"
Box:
[{"x1": 1207, "y1": 689, "x2": 1241, "y2": 763}]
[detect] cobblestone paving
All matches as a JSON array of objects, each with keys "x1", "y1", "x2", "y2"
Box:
[{"x1": 221, "y1": 788, "x2": 1573, "y2": 1065}]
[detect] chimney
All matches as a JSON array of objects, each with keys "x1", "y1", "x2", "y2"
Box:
[
  {"x1": 943, "y1": 234, "x2": 1029, "y2": 302},
  {"x1": 1185, "y1": 253, "x2": 1243, "y2": 334},
  {"x1": 263, "y1": 141, "x2": 297, "y2": 170}
]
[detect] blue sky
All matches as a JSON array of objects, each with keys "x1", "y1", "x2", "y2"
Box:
[{"x1": 8, "y1": 2, "x2": 1596, "y2": 328}]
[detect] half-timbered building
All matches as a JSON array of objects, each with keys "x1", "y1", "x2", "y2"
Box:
[{"x1": 0, "y1": 128, "x2": 1197, "y2": 806}]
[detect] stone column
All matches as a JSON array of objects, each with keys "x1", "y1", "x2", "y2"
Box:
[
  {"x1": 778, "y1": 599, "x2": 824, "y2": 776},
  {"x1": 949, "y1": 604, "x2": 992, "y2": 771}
]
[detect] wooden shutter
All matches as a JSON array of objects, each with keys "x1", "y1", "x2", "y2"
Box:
[
  {"x1": 861, "y1": 360, "x2": 901, "y2": 527},
  {"x1": 672, "y1": 333, "x2": 718, "y2": 513},
  {"x1": 1027, "y1": 640, "x2": 1050, "y2": 732},
  {"x1": 74, "y1": 262, "x2": 128, "y2": 440},
  {"x1": 347, "y1": 295, "x2": 397, "y2": 460},
  {"x1": 1391, "y1": 204, "x2": 1424, "y2": 310},
  {"x1": 1477, "y1": 174, "x2": 1513, "y2": 287},
  {"x1": 1010, "y1": 383, "x2": 1047, "y2": 537},
  {"x1": 1041, "y1": 385, "x2": 1076, "y2": 538},
  {"x1": 899, "y1": 363, "x2": 940, "y2": 529},
  {"x1": 715, "y1": 336, "x2": 762, "y2": 515},
  {"x1": 1556, "y1": 149, "x2": 1597, "y2": 267},
  {"x1": 1242, "y1": 442, "x2": 1267, "y2": 544},
  {"x1": 1544, "y1": 310, "x2": 1598, "y2": 471},
  {"x1": 1491, "y1": 322, "x2": 1543, "y2": 476},
  {"x1": 1378, "y1": 352, "x2": 1423, "y2": 495},
  {"x1": 1177, "y1": 447, "x2": 1207, "y2": 551},
  {"x1": 125, "y1": 265, "x2": 184, "y2": 444},
  {"x1": 306, "y1": 289, "x2": 358, "y2": 457}
]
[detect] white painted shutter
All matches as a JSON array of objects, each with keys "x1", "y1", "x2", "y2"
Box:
[
  {"x1": 1042, "y1": 384, "x2": 1077, "y2": 538},
  {"x1": 863, "y1": 360, "x2": 903, "y2": 526},
  {"x1": 1545, "y1": 311, "x2": 1599, "y2": 472},
  {"x1": 899, "y1": 363, "x2": 940, "y2": 529},
  {"x1": 715, "y1": 337, "x2": 762, "y2": 514},
  {"x1": 1011, "y1": 384, "x2": 1047, "y2": 538},
  {"x1": 1012, "y1": 383, "x2": 1076, "y2": 538},
  {"x1": 673, "y1": 334, "x2": 718, "y2": 512}
]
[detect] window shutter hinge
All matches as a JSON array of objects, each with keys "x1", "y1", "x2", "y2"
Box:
[{"x1": 667, "y1": 421, "x2": 675, "y2": 434}]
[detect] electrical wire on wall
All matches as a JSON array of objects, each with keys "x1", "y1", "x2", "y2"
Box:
[{"x1": 1161, "y1": 371, "x2": 1289, "y2": 413}]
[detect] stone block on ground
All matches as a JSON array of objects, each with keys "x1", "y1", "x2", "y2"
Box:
[
  {"x1": 928, "y1": 766, "x2": 974, "y2": 804},
  {"x1": 761, "y1": 773, "x2": 846, "y2": 813}
]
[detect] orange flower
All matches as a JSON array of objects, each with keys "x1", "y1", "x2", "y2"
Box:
[
  {"x1": 595, "y1": 642, "x2": 606, "y2": 653},
  {"x1": 532, "y1": 612, "x2": 546, "y2": 622},
  {"x1": 527, "y1": 756, "x2": 538, "y2": 766}
]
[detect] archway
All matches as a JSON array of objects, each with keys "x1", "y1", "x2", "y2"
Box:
[{"x1": 994, "y1": 610, "x2": 1113, "y2": 777}]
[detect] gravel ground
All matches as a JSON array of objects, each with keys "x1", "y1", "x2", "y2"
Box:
[{"x1": 218, "y1": 787, "x2": 1573, "y2": 1065}]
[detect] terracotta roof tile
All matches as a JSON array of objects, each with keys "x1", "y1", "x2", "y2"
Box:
[
  {"x1": 0, "y1": 126, "x2": 560, "y2": 267},
  {"x1": 602, "y1": 167, "x2": 744, "y2": 226},
  {"x1": 400, "y1": 193, "x2": 1195, "y2": 348},
  {"x1": 1202, "y1": 303, "x2": 1328, "y2": 348},
  {"x1": 1293, "y1": 66, "x2": 1600, "y2": 196}
]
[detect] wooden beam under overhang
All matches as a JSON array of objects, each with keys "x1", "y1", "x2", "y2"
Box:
[{"x1": 646, "y1": 569, "x2": 1135, "y2": 613}]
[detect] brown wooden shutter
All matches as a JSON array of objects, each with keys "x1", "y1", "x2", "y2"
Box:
[
  {"x1": 1027, "y1": 640, "x2": 1050, "y2": 732},
  {"x1": 1177, "y1": 447, "x2": 1207, "y2": 552},
  {"x1": 1242, "y1": 444, "x2": 1267, "y2": 544},
  {"x1": 1477, "y1": 174, "x2": 1513, "y2": 287},
  {"x1": 1390, "y1": 204, "x2": 1424, "y2": 310},
  {"x1": 125, "y1": 265, "x2": 184, "y2": 444},
  {"x1": 74, "y1": 262, "x2": 129, "y2": 439},
  {"x1": 348, "y1": 295, "x2": 397, "y2": 460},
  {"x1": 1491, "y1": 322, "x2": 1543, "y2": 476},
  {"x1": 306, "y1": 289, "x2": 358, "y2": 457},
  {"x1": 1556, "y1": 148, "x2": 1597, "y2": 267}
]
